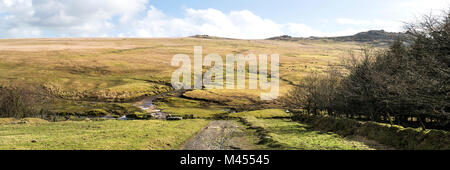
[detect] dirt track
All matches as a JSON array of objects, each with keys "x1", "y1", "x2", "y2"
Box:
[{"x1": 183, "y1": 120, "x2": 256, "y2": 150}]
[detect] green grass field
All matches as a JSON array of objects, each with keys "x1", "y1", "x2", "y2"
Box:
[
  {"x1": 229, "y1": 109, "x2": 291, "y2": 118},
  {"x1": 242, "y1": 116, "x2": 377, "y2": 150},
  {"x1": 155, "y1": 96, "x2": 229, "y2": 118},
  {"x1": 0, "y1": 119, "x2": 209, "y2": 150}
]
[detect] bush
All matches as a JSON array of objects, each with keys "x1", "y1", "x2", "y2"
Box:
[
  {"x1": 293, "y1": 114, "x2": 450, "y2": 150},
  {"x1": 86, "y1": 109, "x2": 109, "y2": 117},
  {"x1": 283, "y1": 10, "x2": 450, "y2": 129},
  {"x1": 0, "y1": 84, "x2": 48, "y2": 118}
]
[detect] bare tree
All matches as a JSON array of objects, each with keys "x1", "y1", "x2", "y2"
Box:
[{"x1": 0, "y1": 83, "x2": 48, "y2": 118}]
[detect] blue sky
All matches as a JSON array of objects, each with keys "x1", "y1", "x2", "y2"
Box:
[
  {"x1": 150, "y1": 0, "x2": 447, "y2": 32},
  {"x1": 0, "y1": 0, "x2": 448, "y2": 38}
]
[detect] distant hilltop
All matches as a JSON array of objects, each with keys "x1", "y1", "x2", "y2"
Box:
[
  {"x1": 267, "y1": 30, "x2": 409, "y2": 45},
  {"x1": 191, "y1": 35, "x2": 214, "y2": 39},
  {"x1": 190, "y1": 35, "x2": 235, "y2": 40},
  {"x1": 190, "y1": 30, "x2": 409, "y2": 45}
]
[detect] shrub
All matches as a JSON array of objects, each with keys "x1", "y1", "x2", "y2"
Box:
[
  {"x1": 293, "y1": 114, "x2": 450, "y2": 150},
  {"x1": 0, "y1": 83, "x2": 48, "y2": 118},
  {"x1": 284, "y1": 11, "x2": 450, "y2": 129},
  {"x1": 86, "y1": 109, "x2": 109, "y2": 117}
]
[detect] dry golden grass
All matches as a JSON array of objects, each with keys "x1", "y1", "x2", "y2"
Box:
[
  {"x1": 0, "y1": 38, "x2": 370, "y2": 150},
  {"x1": 0, "y1": 38, "x2": 362, "y2": 104}
]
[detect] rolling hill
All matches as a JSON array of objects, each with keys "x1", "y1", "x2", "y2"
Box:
[{"x1": 267, "y1": 30, "x2": 408, "y2": 46}]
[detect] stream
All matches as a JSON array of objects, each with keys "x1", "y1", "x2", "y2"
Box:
[
  {"x1": 130, "y1": 89, "x2": 186, "y2": 120},
  {"x1": 133, "y1": 94, "x2": 167, "y2": 119}
]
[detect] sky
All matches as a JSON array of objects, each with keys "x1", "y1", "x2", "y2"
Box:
[{"x1": 0, "y1": 0, "x2": 449, "y2": 39}]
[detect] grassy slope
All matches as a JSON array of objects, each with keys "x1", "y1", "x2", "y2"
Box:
[
  {"x1": 229, "y1": 109, "x2": 291, "y2": 118},
  {"x1": 0, "y1": 38, "x2": 361, "y2": 105},
  {"x1": 0, "y1": 38, "x2": 371, "y2": 150},
  {"x1": 155, "y1": 96, "x2": 228, "y2": 118},
  {"x1": 243, "y1": 116, "x2": 374, "y2": 150},
  {"x1": 0, "y1": 119, "x2": 209, "y2": 150}
]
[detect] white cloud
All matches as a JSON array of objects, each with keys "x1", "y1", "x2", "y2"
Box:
[
  {"x1": 121, "y1": 7, "x2": 353, "y2": 39},
  {"x1": 394, "y1": 0, "x2": 449, "y2": 15},
  {"x1": 4, "y1": 0, "x2": 442, "y2": 39},
  {"x1": 336, "y1": 18, "x2": 404, "y2": 32},
  {"x1": 332, "y1": 0, "x2": 450, "y2": 35},
  {"x1": 0, "y1": 0, "x2": 149, "y2": 38},
  {"x1": 6, "y1": 26, "x2": 42, "y2": 37},
  {"x1": 119, "y1": 7, "x2": 286, "y2": 39},
  {"x1": 0, "y1": 0, "x2": 334, "y2": 39},
  {"x1": 282, "y1": 23, "x2": 344, "y2": 37},
  {"x1": 378, "y1": 0, "x2": 450, "y2": 24}
]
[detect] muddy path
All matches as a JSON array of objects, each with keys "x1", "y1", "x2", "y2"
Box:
[{"x1": 183, "y1": 120, "x2": 258, "y2": 150}]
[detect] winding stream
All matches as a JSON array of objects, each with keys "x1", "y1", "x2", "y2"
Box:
[
  {"x1": 133, "y1": 94, "x2": 167, "y2": 119},
  {"x1": 132, "y1": 90, "x2": 185, "y2": 120}
]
